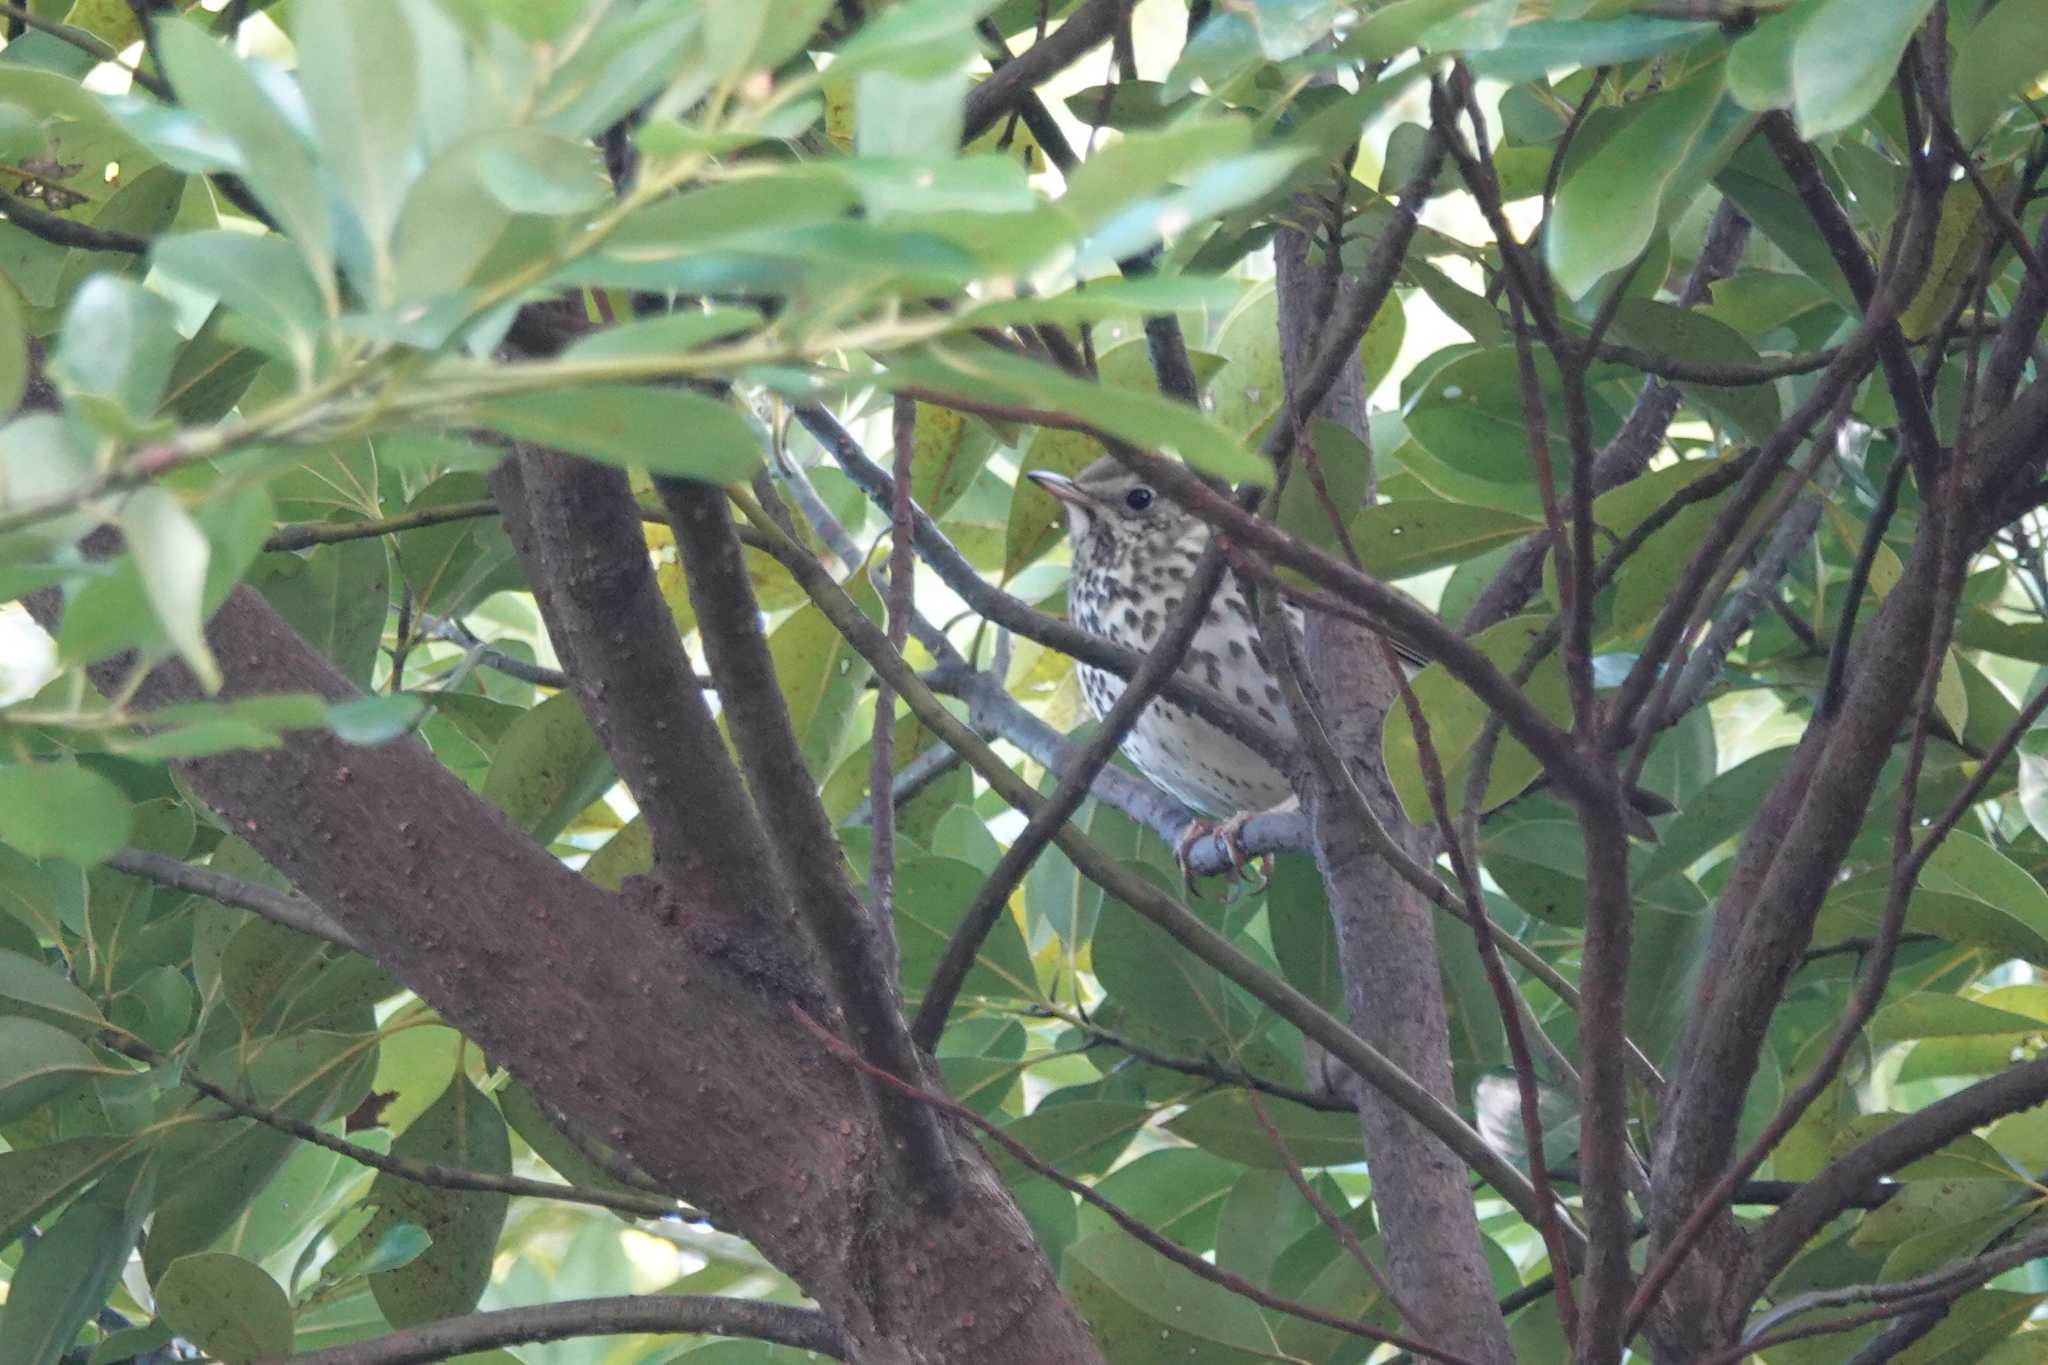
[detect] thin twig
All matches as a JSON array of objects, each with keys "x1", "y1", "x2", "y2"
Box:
[
  {"x1": 868, "y1": 397, "x2": 917, "y2": 928},
  {"x1": 273, "y1": 1294, "x2": 842, "y2": 1365},
  {"x1": 0, "y1": 185, "x2": 149, "y2": 253},
  {"x1": 962, "y1": 0, "x2": 1126, "y2": 140},
  {"x1": 107, "y1": 848, "x2": 357, "y2": 951},
  {"x1": 1245, "y1": 1090, "x2": 1422, "y2": 1330},
  {"x1": 1044, "y1": 1007, "x2": 1349, "y2": 1111},
  {"x1": 265, "y1": 500, "x2": 502, "y2": 552},
  {"x1": 169, "y1": 1063, "x2": 702, "y2": 1224}
]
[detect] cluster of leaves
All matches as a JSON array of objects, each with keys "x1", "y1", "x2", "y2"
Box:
[{"x1": 2, "y1": 0, "x2": 2048, "y2": 1361}]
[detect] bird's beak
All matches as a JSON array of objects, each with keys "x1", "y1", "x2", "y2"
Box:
[{"x1": 1026, "y1": 470, "x2": 1089, "y2": 505}]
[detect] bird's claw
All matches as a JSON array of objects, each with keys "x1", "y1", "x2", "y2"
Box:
[{"x1": 1174, "y1": 813, "x2": 1271, "y2": 896}]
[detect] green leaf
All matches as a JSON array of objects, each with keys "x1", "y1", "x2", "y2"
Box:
[
  {"x1": 0, "y1": 947, "x2": 105, "y2": 1037},
  {"x1": 1870, "y1": 992, "x2": 2048, "y2": 1049},
  {"x1": 1792, "y1": 0, "x2": 1940, "y2": 137},
  {"x1": 0, "y1": 763, "x2": 133, "y2": 865},
  {"x1": 1951, "y1": 0, "x2": 2048, "y2": 145},
  {"x1": 1900, "y1": 168, "x2": 2009, "y2": 341},
  {"x1": 1713, "y1": 138, "x2": 1858, "y2": 310},
  {"x1": 0, "y1": 1136, "x2": 130, "y2": 1249},
  {"x1": 1402, "y1": 346, "x2": 1576, "y2": 502},
  {"x1": 0, "y1": 1015, "x2": 105, "y2": 1124},
  {"x1": 1821, "y1": 831, "x2": 2048, "y2": 966},
  {"x1": 908, "y1": 403, "x2": 999, "y2": 519},
  {"x1": 968, "y1": 276, "x2": 1236, "y2": 330},
  {"x1": 564, "y1": 306, "x2": 763, "y2": 363},
  {"x1": 896, "y1": 855, "x2": 1039, "y2": 1007},
  {"x1": 1605, "y1": 297, "x2": 1783, "y2": 440},
  {"x1": 0, "y1": 275, "x2": 24, "y2": 415},
  {"x1": 1548, "y1": 65, "x2": 1727, "y2": 298},
  {"x1": 1165, "y1": 1090, "x2": 1365, "y2": 1169},
  {"x1": 474, "y1": 386, "x2": 763, "y2": 483},
  {"x1": 602, "y1": 173, "x2": 858, "y2": 262},
  {"x1": 1381, "y1": 614, "x2": 1571, "y2": 824},
  {"x1": 1726, "y1": 4, "x2": 1815, "y2": 113},
  {"x1": 497, "y1": 1079, "x2": 642, "y2": 1199},
  {"x1": 481, "y1": 691, "x2": 615, "y2": 845},
  {"x1": 857, "y1": 66, "x2": 966, "y2": 161},
  {"x1": 471, "y1": 128, "x2": 612, "y2": 215},
  {"x1": 51, "y1": 275, "x2": 180, "y2": 427},
  {"x1": 153, "y1": 19, "x2": 333, "y2": 295},
  {"x1": 219, "y1": 915, "x2": 327, "y2": 1028},
  {"x1": 154, "y1": 1252, "x2": 295, "y2": 1364},
  {"x1": 364, "y1": 1074, "x2": 511, "y2": 1328},
  {"x1": 293, "y1": 0, "x2": 418, "y2": 302},
  {"x1": 886, "y1": 341, "x2": 1269, "y2": 485},
  {"x1": 993, "y1": 1100, "x2": 1150, "y2": 1185},
  {"x1": 1468, "y1": 16, "x2": 1714, "y2": 81},
  {"x1": 325, "y1": 695, "x2": 427, "y2": 745},
  {"x1": 120, "y1": 486, "x2": 219, "y2": 691},
  {"x1": 153, "y1": 231, "x2": 327, "y2": 366},
  {"x1": 391, "y1": 472, "x2": 520, "y2": 618},
  {"x1": 1267, "y1": 854, "x2": 1342, "y2": 1012},
  {"x1": 1346, "y1": 0, "x2": 1501, "y2": 62},
  {"x1": 831, "y1": 0, "x2": 996, "y2": 73},
  {"x1": 0, "y1": 1155, "x2": 153, "y2": 1365},
  {"x1": 0, "y1": 100, "x2": 45, "y2": 160},
  {"x1": 251, "y1": 540, "x2": 391, "y2": 690},
  {"x1": 766, "y1": 576, "x2": 877, "y2": 780},
  {"x1": 1064, "y1": 1230, "x2": 1284, "y2": 1363},
  {"x1": 1065, "y1": 81, "x2": 1196, "y2": 130},
  {"x1": 1349, "y1": 499, "x2": 1542, "y2": 579},
  {"x1": 705, "y1": 0, "x2": 835, "y2": 75}
]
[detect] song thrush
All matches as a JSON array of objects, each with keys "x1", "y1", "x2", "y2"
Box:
[
  {"x1": 1029, "y1": 455, "x2": 1423, "y2": 874},
  {"x1": 1031, "y1": 457, "x2": 1672, "y2": 865}
]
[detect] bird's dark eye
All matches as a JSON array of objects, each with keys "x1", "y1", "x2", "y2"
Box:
[{"x1": 1124, "y1": 487, "x2": 1155, "y2": 511}]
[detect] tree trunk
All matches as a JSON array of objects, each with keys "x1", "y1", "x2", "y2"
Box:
[
  {"x1": 1273, "y1": 222, "x2": 1516, "y2": 1364},
  {"x1": 27, "y1": 544, "x2": 1105, "y2": 1365}
]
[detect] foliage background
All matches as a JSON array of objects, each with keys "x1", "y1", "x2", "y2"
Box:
[{"x1": 2, "y1": 0, "x2": 2048, "y2": 1362}]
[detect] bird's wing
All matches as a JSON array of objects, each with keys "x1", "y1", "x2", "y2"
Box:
[{"x1": 1283, "y1": 598, "x2": 1432, "y2": 677}]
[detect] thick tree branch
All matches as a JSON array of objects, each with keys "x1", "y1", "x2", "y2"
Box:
[
  {"x1": 276, "y1": 1294, "x2": 845, "y2": 1365},
  {"x1": 1273, "y1": 179, "x2": 1521, "y2": 1364},
  {"x1": 490, "y1": 454, "x2": 784, "y2": 911},
  {"x1": 661, "y1": 478, "x2": 951, "y2": 1187},
  {"x1": 795, "y1": 1005, "x2": 1483, "y2": 1365},
  {"x1": 962, "y1": 0, "x2": 1127, "y2": 141},
  {"x1": 34, "y1": 522, "x2": 1104, "y2": 1365}
]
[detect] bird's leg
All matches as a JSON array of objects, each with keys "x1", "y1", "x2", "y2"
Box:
[{"x1": 1173, "y1": 796, "x2": 1297, "y2": 892}]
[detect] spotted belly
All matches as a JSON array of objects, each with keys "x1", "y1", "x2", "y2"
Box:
[{"x1": 1077, "y1": 664, "x2": 1295, "y2": 817}]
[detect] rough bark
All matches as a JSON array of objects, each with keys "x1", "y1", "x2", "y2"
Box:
[
  {"x1": 27, "y1": 500, "x2": 1105, "y2": 1365},
  {"x1": 1274, "y1": 221, "x2": 1515, "y2": 1364}
]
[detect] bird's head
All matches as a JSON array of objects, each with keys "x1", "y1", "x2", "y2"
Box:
[{"x1": 1026, "y1": 455, "x2": 1196, "y2": 569}]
